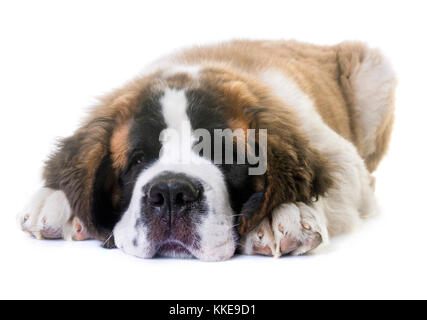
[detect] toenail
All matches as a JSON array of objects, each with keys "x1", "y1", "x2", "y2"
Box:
[
  {"x1": 278, "y1": 224, "x2": 284, "y2": 233},
  {"x1": 302, "y1": 222, "x2": 311, "y2": 230},
  {"x1": 41, "y1": 217, "x2": 47, "y2": 224},
  {"x1": 75, "y1": 223, "x2": 82, "y2": 233},
  {"x1": 257, "y1": 230, "x2": 264, "y2": 240}
]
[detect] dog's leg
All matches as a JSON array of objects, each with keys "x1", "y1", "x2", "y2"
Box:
[
  {"x1": 241, "y1": 157, "x2": 378, "y2": 257},
  {"x1": 18, "y1": 187, "x2": 92, "y2": 241}
]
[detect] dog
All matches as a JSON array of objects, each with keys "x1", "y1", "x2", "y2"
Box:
[{"x1": 18, "y1": 40, "x2": 396, "y2": 261}]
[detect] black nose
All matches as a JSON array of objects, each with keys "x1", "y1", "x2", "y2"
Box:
[{"x1": 146, "y1": 174, "x2": 202, "y2": 212}]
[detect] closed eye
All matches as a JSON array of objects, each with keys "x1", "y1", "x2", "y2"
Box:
[
  {"x1": 131, "y1": 151, "x2": 145, "y2": 166},
  {"x1": 123, "y1": 151, "x2": 145, "y2": 175}
]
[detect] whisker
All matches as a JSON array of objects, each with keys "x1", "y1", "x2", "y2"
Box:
[
  {"x1": 103, "y1": 232, "x2": 114, "y2": 245},
  {"x1": 225, "y1": 223, "x2": 240, "y2": 231}
]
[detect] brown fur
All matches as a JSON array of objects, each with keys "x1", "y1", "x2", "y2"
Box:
[
  {"x1": 110, "y1": 121, "x2": 131, "y2": 172},
  {"x1": 174, "y1": 40, "x2": 394, "y2": 171}
]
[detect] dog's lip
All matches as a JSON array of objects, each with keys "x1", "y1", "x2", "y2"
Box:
[{"x1": 156, "y1": 240, "x2": 193, "y2": 255}]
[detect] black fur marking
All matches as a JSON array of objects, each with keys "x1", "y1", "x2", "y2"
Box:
[
  {"x1": 238, "y1": 191, "x2": 265, "y2": 224},
  {"x1": 186, "y1": 89, "x2": 229, "y2": 134},
  {"x1": 91, "y1": 154, "x2": 121, "y2": 235}
]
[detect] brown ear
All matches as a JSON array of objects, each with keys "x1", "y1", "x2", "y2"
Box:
[
  {"x1": 42, "y1": 87, "x2": 142, "y2": 240},
  {"x1": 42, "y1": 91, "x2": 139, "y2": 240},
  {"x1": 237, "y1": 104, "x2": 334, "y2": 235},
  {"x1": 43, "y1": 117, "x2": 121, "y2": 240}
]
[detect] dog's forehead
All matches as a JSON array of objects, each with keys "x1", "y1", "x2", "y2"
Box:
[
  {"x1": 128, "y1": 85, "x2": 229, "y2": 147},
  {"x1": 186, "y1": 88, "x2": 229, "y2": 132}
]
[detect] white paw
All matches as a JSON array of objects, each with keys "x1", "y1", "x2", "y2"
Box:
[
  {"x1": 240, "y1": 202, "x2": 328, "y2": 257},
  {"x1": 271, "y1": 203, "x2": 327, "y2": 257},
  {"x1": 240, "y1": 218, "x2": 275, "y2": 256},
  {"x1": 18, "y1": 187, "x2": 92, "y2": 241}
]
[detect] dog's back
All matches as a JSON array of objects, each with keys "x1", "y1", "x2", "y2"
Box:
[{"x1": 173, "y1": 40, "x2": 396, "y2": 172}]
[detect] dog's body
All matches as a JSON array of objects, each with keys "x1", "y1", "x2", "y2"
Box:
[{"x1": 19, "y1": 40, "x2": 396, "y2": 261}]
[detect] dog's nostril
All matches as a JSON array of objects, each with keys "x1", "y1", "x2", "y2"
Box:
[
  {"x1": 151, "y1": 193, "x2": 165, "y2": 207},
  {"x1": 175, "y1": 192, "x2": 185, "y2": 206},
  {"x1": 170, "y1": 182, "x2": 200, "y2": 206},
  {"x1": 147, "y1": 182, "x2": 169, "y2": 208}
]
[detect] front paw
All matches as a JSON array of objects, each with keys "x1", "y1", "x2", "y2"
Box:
[
  {"x1": 18, "y1": 187, "x2": 92, "y2": 241},
  {"x1": 271, "y1": 203, "x2": 324, "y2": 257},
  {"x1": 240, "y1": 202, "x2": 326, "y2": 257},
  {"x1": 240, "y1": 218, "x2": 275, "y2": 256}
]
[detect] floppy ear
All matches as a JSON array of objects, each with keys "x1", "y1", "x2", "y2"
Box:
[
  {"x1": 237, "y1": 103, "x2": 334, "y2": 235},
  {"x1": 42, "y1": 89, "x2": 140, "y2": 242},
  {"x1": 43, "y1": 116, "x2": 122, "y2": 241}
]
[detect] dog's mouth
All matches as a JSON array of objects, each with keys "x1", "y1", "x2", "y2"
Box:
[{"x1": 156, "y1": 240, "x2": 193, "y2": 257}]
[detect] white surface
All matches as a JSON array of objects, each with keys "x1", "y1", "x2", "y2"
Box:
[{"x1": 1, "y1": 0, "x2": 426, "y2": 299}]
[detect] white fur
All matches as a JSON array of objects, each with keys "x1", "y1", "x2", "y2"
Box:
[
  {"x1": 271, "y1": 202, "x2": 328, "y2": 256},
  {"x1": 162, "y1": 65, "x2": 200, "y2": 79},
  {"x1": 240, "y1": 218, "x2": 275, "y2": 255},
  {"x1": 260, "y1": 70, "x2": 378, "y2": 238},
  {"x1": 113, "y1": 88, "x2": 236, "y2": 261},
  {"x1": 161, "y1": 88, "x2": 189, "y2": 131},
  {"x1": 351, "y1": 50, "x2": 396, "y2": 154},
  {"x1": 138, "y1": 49, "x2": 201, "y2": 81},
  {"x1": 19, "y1": 188, "x2": 73, "y2": 240}
]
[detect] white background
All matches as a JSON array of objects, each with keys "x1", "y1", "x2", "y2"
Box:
[{"x1": 1, "y1": 0, "x2": 426, "y2": 299}]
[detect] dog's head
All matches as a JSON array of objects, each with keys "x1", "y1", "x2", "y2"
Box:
[{"x1": 44, "y1": 67, "x2": 332, "y2": 261}]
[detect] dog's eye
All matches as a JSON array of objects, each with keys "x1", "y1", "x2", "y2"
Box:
[
  {"x1": 133, "y1": 154, "x2": 145, "y2": 166},
  {"x1": 122, "y1": 153, "x2": 145, "y2": 176},
  {"x1": 126, "y1": 152, "x2": 145, "y2": 172}
]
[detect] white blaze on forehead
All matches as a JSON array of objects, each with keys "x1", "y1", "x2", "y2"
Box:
[
  {"x1": 159, "y1": 88, "x2": 195, "y2": 164},
  {"x1": 160, "y1": 88, "x2": 189, "y2": 132}
]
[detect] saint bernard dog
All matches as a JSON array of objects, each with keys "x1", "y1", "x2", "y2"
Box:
[{"x1": 19, "y1": 40, "x2": 396, "y2": 261}]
